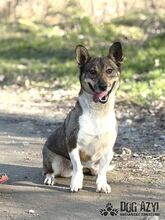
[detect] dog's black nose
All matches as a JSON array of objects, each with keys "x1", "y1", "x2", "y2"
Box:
[{"x1": 99, "y1": 80, "x2": 107, "y2": 91}]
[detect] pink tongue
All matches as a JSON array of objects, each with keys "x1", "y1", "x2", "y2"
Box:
[{"x1": 93, "y1": 91, "x2": 108, "y2": 102}]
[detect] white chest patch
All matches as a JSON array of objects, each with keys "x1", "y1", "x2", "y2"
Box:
[
  {"x1": 79, "y1": 108, "x2": 116, "y2": 136},
  {"x1": 77, "y1": 94, "x2": 117, "y2": 165}
]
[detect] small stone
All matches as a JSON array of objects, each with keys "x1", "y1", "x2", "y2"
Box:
[
  {"x1": 160, "y1": 155, "x2": 165, "y2": 161},
  {"x1": 122, "y1": 119, "x2": 133, "y2": 127},
  {"x1": 28, "y1": 209, "x2": 35, "y2": 214},
  {"x1": 152, "y1": 155, "x2": 165, "y2": 161},
  {"x1": 120, "y1": 147, "x2": 132, "y2": 160},
  {"x1": 122, "y1": 147, "x2": 132, "y2": 156},
  {"x1": 160, "y1": 135, "x2": 165, "y2": 141},
  {"x1": 24, "y1": 157, "x2": 31, "y2": 161},
  {"x1": 122, "y1": 157, "x2": 128, "y2": 161},
  {"x1": 133, "y1": 153, "x2": 139, "y2": 157},
  {"x1": 114, "y1": 153, "x2": 120, "y2": 157},
  {"x1": 125, "y1": 119, "x2": 132, "y2": 125},
  {"x1": 144, "y1": 155, "x2": 153, "y2": 159}
]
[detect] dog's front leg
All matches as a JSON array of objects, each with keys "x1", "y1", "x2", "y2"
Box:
[
  {"x1": 69, "y1": 148, "x2": 83, "y2": 192},
  {"x1": 96, "y1": 149, "x2": 113, "y2": 193}
]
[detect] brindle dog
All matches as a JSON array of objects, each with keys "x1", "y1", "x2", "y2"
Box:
[{"x1": 43, "y1": 42, "x2": 123, "y2": 193}]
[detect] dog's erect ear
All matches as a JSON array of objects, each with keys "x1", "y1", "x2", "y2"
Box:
[
  {"x1": 75, "y1": 45, "x2": 90, "y2": 66},
  {"x1": 108, "y1": 42, "x2": 123, "y2": 66}
]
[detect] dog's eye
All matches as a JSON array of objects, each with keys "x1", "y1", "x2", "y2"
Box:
[
  {"x1": 106, "y1": 68, "x2": 113, "y2": 74},
  {"x1": 90, "y1": 69, "x2": 97, "y2": 75}
]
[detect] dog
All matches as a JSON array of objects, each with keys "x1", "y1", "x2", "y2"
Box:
[{"x1": 42, "y1": 42, "x2": 123, "y2": 193}]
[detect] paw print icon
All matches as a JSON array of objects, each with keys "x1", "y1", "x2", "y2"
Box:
[
  {"x1": 100, "y1": 209, "x2": 108, "y2": 216},
  {"x1": 109, "y1": 208, "x2": 119, "y2": 216},
  {"x1": 99, "y1": 202, "x2": 119, "y2": 217},
  {"x1": 106, "y1": 202, "x2": 113, "y2": 212}
]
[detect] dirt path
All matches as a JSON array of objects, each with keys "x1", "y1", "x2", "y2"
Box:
[{"x1": 0, "y1": 86, "x2": 165, "y2": 220}]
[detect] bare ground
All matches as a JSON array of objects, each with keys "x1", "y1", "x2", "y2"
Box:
[{"x1": 0, "y1": 85, "x2": 165, "y2": 220}]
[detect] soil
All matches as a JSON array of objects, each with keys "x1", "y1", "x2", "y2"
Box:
[{"x1": 0, "y1": 85, "x2": 165, "y2": 220}]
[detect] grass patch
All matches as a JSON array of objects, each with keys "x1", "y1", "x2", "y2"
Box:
[{"x1": 0, "y1": 11, "x2": 164, "y2": 106}]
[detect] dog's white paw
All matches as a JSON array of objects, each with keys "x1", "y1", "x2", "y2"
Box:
[
  {"x1": 44, "y1": 174, "x2": 55, "y2": 186},
  {"x1": 70, "y1": 172, "x2": 83, "y2": 192},
  {"x1": 96, "y1": 175, "x2": 111, "y2": 193},
  {"x1": 96, "y1": 182, "x2": 111, "y2": 193}
]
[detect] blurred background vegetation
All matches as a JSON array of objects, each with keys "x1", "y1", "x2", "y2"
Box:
[{"x1": 0, "y1": 0, "x2": 164, "y2": 106}]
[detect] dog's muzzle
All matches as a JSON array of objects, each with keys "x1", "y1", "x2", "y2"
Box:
[{"x1": 92, "y1": 81, "x2": 116, "y2": 104}]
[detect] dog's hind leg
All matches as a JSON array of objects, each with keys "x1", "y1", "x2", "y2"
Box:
[
  {"x1": 43, "y1": 155, "x2": 56, "y2": 186},
  {"x1": 43, "y1": 146, "x2": 72, "y2": 185},
  {"x1": 52, "y1": 155, "x2": 72, "y2": 178}
]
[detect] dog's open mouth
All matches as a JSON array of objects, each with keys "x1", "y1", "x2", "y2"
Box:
[
  {"x1": 93, "y1": 91, "x2": 109, "y2": 104},
  {"x1": 91, "y1": 81, "x2": 116, "y2": 104}
]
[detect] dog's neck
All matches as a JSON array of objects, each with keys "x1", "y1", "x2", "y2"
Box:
[{"x1": 78, "y1": 89, "x2": 116, "y2": 113}]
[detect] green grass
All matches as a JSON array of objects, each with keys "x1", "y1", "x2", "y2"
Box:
[{"x1": 0, "y1": 11, "x2": 164, "y2": 105}]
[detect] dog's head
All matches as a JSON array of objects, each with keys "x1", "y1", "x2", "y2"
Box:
[{"x1": 76, "y1": 42, "x2": 123, "y2": 104}]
